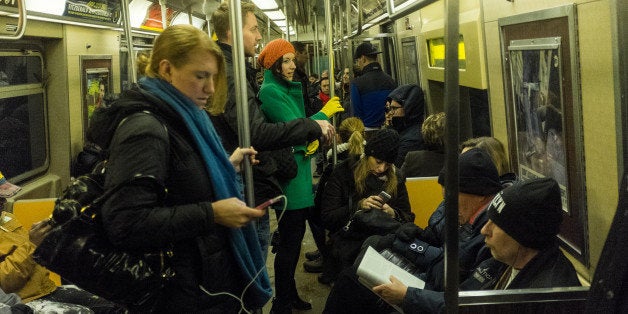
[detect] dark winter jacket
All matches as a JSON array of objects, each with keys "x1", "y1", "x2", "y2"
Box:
[
  {"x1": 350, "y1": 62, "x2": 396, "y2": 128},
  {"x1": 321, "y1": 158, "x2": 414, "y2": 234},
  {"x1": 401, "y1": 149, "x2": 445, "y2": 178},
  {"x1": 321, "y1": 157, "x2": 414, "y2": 272},
  {"x1": 389, "y1": 202, "x2": 491, "y2": 291},
  {"x1": 386, "y1": 84, "x2": 426, "y2": 167},
  {"x1": 294, "y1": 66, "x2": 321, "y2": 117},
  {"x1": 211, "y1": 42, "x2": 322, "y2": 205},
  {"x1": 96, "y1": 85, "x2": 248, "y2": 312},
  {"x1": 403, "y1": 245, "x2": 581, "y2": 313}
]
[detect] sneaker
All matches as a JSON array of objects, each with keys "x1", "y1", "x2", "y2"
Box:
[
  {"x1": 303, "y1": 257, "x2": 323, "y2": 273},
  {"x1": 305, "y1": 250, "x2": 321, "y2": 261}
]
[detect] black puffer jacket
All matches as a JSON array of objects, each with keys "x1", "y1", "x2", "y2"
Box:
[{"x1": 97, "y1": 85, "x2": 248, "y2": 312}]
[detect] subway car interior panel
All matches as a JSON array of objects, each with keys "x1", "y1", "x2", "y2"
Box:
[{"x1": 0, "y1": 0, "x2": 626, "y2": 312}]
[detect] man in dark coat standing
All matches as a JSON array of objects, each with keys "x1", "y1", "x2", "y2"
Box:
[
  {"x1": 209, "y1": 3, "x2": 334, "y2": 263},
  {"x1": 350, "y1": 42, "x2": 397, "y2": 138}
]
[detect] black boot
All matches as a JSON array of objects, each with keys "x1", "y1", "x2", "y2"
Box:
[
  {"x1": 292, "y1": 295, "x2": 312, "y2": 310},
  {"x1": 270, "y1": 298, "x2": 292, "y2": 314},
  {"x1": 303, "y1": 256, "x2": 324, "y2": 273}
]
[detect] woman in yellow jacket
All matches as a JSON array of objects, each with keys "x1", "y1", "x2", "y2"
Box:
[{"x1": 0, "y1": 212, "x2": 123, "y2": 312}]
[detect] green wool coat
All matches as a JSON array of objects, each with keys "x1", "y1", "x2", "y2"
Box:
[{"x1": 259, "y1": 69, "x2": 328, "y2": 210}]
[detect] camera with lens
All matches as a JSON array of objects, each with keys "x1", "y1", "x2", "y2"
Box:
[{"x1": 50, "y1": 172, "x2": 104, "y2": 227}]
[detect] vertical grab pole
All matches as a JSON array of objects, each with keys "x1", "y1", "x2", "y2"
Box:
[
  {"x1": 443, "y1": 0, "x2": 460, "y2": 312},
  {"x1": 228, "y1": 0, "x2": 254, "y2": 206},
  {"x1": 203, "y1": 0, "x2": 211, "y2": 36},
  {"x1": 159, "y1": 0, "x2": 168, "y2": 29},
  {"x1": 313, "y1": 10, "x2": 320, "y2": 77},
  {"x1": 324, "y1": 0, "x2": 338, "y2": 165},
  {"x1": 283, "y1": 0, "x2": 290, "y2": 42},
  {"x1": 120, "y1": 0, "x2": 136, "y2": 84}
]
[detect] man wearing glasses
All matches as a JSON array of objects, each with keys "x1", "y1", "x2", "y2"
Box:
[{"x1": 384, "y1": 84, "x2": 426, "y2": 168}]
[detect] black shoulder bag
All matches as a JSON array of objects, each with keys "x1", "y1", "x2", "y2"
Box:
[
  {"x1": 33, "y1": 174, "x2": 174, "y2": 312},
  {"x1": 340, "y1": 195, "x2": 402, "y2": 240}
]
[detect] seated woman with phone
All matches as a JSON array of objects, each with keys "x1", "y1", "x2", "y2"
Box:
[{"x1": 320, "y1": 129, "x2": 414, "y2": 281}]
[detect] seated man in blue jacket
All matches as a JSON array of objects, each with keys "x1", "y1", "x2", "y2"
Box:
[
  {"x1": 324, "y1": 148, "x2": 502, "y2": 313},
  {"x1": 375, "y1": 148, "x2": 503, "y2": 291},
  {"x1": 373, "y1": 177, "x2": 581, "y2": 313}
]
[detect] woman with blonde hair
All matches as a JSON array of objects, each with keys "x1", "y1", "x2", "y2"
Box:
[
  {"x1": 401, "y1": 112, "x2": 446, "y2": 177},
  {"x1": 327, "y1": 117, "x2": 365, "y2": 161},
  {"x1": 321, "y1": 129, "x2": 414, "y2": 282},
  {"x1": 91, "y1": 25, "x2": 271, "y2": 312},
  {"x1": 309, "y1": 117, "x2": 365, "y2": 284}
]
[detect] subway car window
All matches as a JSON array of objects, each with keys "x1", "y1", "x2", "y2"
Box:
[{"x1": 0, "y1": 51, "x2": 47, "y2": 181}]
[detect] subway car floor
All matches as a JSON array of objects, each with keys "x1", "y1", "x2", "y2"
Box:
[{"x1": 262, "y1": 207, "x2": 333, "y2": 313}]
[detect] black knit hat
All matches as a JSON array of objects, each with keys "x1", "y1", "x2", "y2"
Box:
[
  {"x1": 364, "y1": 129, "x2": 399, "y2": 164},
  {"x1": 437, "y1": 148, "x2": 502, "y2": 196},
  {"x1": 487, "y1": 178, "x2": 563, "y2": 250}
]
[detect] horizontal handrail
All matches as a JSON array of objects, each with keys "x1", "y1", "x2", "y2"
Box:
[
  {"x1": 459, "y1": 286, "x2": 589, "y2": 305},
  {"x1": 0, "y1": 0, "x2": 27, "y2": 40}
]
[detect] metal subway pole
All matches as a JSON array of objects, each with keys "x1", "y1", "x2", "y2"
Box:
[
  {"x1": 313, "y1": 10, "x2": 320, "y2": 77},
  {"x1": 324, "y1": 0, "x2": 338, "y2": 165},
  {"x1": 443, "y1": 0, "x2": 460, "y2": 312},
  {"x1": 120, "y1": 0, "x2": 136, "y2": 84},
  {"x1": 228, "y1": 0, "x2": 254, "y2": 207},
  {"x1": 267, "y1": 18, "x2": 271, "y2": 42},
  {"x1": 159, "y1": 0, "x2": 168, "y2": 29},
  {"x1": 283, "y1": 0, "x2": 290, "y2": 42},
  {"x1": 203, "y1": 0, "x2": 211, "y2": 36}
]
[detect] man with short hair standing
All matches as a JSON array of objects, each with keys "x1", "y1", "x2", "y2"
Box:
[
  {"x1": 210, "y1": 3, "x2": 334, "y2": 263},
  {"x1": 351, "y1": 42, "x2": 397, "y2": 138}
]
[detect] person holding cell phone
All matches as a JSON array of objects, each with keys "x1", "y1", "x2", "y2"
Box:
[{"x1": 320, "y1": 129, "x2": 414, "y2": 283}]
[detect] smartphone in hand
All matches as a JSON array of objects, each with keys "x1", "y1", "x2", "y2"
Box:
[
  {"x1": 255, "y1": 195, "x2": 283, "y2": 210},
  {"x1": 378, "y1": 191, "x2": 391, "y2": 204}
]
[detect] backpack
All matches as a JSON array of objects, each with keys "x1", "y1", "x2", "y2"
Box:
[
  {"x1": 55, "y1": 97, "x2": 167, "y2": 226},
  {"x1": 71, "y1": 96, "x2": 158, "y2": 178}
]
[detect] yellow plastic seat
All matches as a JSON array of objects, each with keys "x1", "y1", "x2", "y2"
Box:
[
  {"x1": 11, "y1": 198, "x2": 62, "y2": 286},
  {"x1": 405, "y1": 177, "x2": 443, "y2": 229}
]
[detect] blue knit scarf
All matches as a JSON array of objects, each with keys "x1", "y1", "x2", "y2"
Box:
[{"x1": 140, "y1": 77, "x2": 272, "y2": 307}]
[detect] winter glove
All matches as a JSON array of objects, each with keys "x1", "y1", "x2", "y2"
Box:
[
  {"x1": 392, "y1": 237, "x2": 436, "y2": 271},
  {"x1": 319, "y1": 96, "x2": 344, "y2": 118},
  {"x1": 305, "y1": 140, "x2": 319, "y2": 156},
  {"x1": 395, "y1": 222, "x2": 423, "y2": 242}
]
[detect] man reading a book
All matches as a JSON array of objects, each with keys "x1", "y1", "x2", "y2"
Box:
[
  {"x1": 372, "y1": 178, "x2": 580, "y2": 313},
  {"x1": 324, "y1": 148, "x2": 502, "y2": 313}
]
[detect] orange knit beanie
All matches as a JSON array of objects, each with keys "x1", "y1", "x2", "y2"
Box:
[{"x1": 258, "y1": 39, "x2": 295, "y2": 69}]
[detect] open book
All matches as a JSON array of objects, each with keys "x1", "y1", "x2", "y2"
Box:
[{"x1": 357, "y1": 246, "x2": 426, "y2": 313}]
